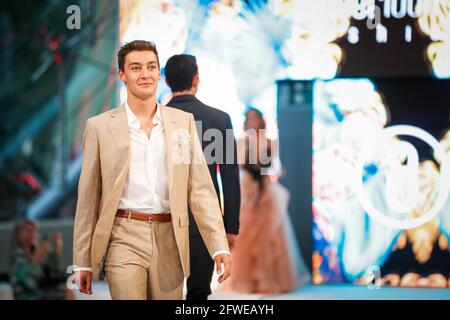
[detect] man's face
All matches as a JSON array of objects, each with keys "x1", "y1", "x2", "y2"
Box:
[{"x1": 118, "y1": 50, "x2": 161, "y2": 100}]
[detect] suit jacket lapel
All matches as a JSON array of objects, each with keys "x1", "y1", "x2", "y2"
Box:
[
  {"x1": 160, "y1": 105, "x2": 178, "y2": 198},
  {"x1": 107, "y1": 103, "x2": 130, "y2": 195},
  {"x1": 108, "y1": 103, "x2": 129, "y2": 161}
]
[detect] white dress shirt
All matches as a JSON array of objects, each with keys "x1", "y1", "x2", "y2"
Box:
[
  {"x1": 118, "y1": 102, "x2": 170, "y2": 213},
  {"x1": 74, "y1": 103, "x2": 228, "y2": 273}
]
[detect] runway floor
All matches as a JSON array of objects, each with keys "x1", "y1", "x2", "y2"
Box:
[
  {"x1": 69, "y1": 281, "x2": 450, "y2": 300},
  {"x1": 209, "y1": 284, "x2": 450, "y2": 300}
]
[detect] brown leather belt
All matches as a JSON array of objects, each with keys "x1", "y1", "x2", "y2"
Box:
[{"x1": 116, "y1": 209, "x2": 172, "y2": 223}]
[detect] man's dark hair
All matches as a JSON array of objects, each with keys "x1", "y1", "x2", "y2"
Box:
[
  {"x1": 117, "y1": 40, "x2": 160, "y2": 71},
  {"x1": 164, "y1": 54, "x2": 198, "y2": 92}
]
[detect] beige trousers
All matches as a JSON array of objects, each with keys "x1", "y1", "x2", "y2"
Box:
[{"x1": 104, "y1": 216, "x2": 184, "y2": 300}]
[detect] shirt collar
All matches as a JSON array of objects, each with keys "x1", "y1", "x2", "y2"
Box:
[{"x1": 125, "y1": 101, "x2": 163, "y2": 130}]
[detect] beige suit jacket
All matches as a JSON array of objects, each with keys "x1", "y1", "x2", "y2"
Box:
[{"x1": 73, "y1": 104, "x2": 229, "y2": 280}]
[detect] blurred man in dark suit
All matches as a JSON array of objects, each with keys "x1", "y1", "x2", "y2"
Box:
[{"x1": 165, "y1": 54, "x2": 240, "y2": 300}]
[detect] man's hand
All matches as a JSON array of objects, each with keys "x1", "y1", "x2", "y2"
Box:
[
  {"x1": 72, "y1": 270, "x2": 93, "y2": 295},
  {"x1": 214, "y1": 253, "x2": 231, "y2": 283},
  {"x1": 226, "y1": 234, "x2": 237, "y2": 251}
]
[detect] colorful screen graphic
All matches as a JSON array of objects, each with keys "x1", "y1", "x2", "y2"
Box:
[
  {"x1": 312, "y1": 78, "x2": 450, "y2": 288},
  {"x1": 119, "y1": 0, "x2": 450, "y2": 140}
]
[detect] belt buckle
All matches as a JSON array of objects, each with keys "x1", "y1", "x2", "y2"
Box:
[{"x1": 147, "y1": 214, "x2": 153, "y2": 224}]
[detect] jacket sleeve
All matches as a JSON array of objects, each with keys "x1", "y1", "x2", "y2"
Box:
[
  {"x1": 218, "y1": 113, "x2": 241, "y2": 234},
  {"x1": 73, "y1": 118, "x2": 102, "y2": 268},
  {"x1": 187, "y1": 114, "x2": 229, "y2": 256}
]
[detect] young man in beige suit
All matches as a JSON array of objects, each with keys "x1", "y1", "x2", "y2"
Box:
[{"x1": 72, "y1": 40, "x2": 231, "y2": 300}]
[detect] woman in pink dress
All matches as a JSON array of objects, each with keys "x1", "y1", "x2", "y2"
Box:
[{"x1": 230, "y1": 108, "x2": 300, "y2": 294}]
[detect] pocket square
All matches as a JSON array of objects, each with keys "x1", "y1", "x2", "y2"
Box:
[{"x1": 176, "y1": 131, "x2": 191, "y2": 148}]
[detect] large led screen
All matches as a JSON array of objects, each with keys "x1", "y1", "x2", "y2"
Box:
[{"x1": 312, "y1": 78, "x2": 450, "y2": 288}]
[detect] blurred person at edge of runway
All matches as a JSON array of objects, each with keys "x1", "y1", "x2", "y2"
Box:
[{"x1": 227, "y1": 107, "x2": 310, "y2": 294}]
